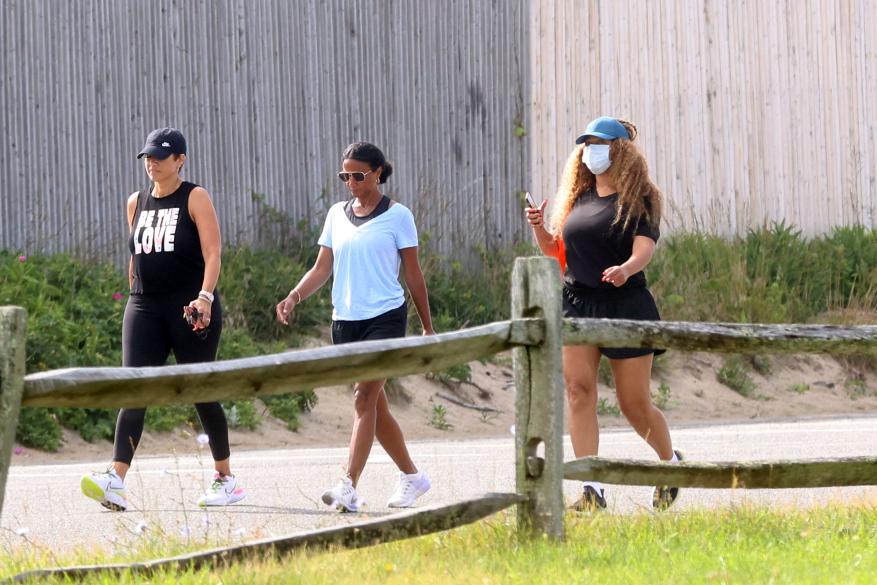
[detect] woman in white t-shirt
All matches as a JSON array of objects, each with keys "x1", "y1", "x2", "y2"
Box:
[{"x1": 276, "y1": 142, "x2": 435, "y2": 512}]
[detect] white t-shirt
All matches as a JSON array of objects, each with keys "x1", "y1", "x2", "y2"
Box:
[{"x1": 317, "y1": 200, "x2": 419, "y2": 321}]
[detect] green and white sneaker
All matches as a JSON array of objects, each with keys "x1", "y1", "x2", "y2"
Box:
[
  {"x1": 198, "y1": 473, "x2": 246, "y2": 507},
  {"x1": 81, "y1": 468, "x2": 128, "y2": 512}
]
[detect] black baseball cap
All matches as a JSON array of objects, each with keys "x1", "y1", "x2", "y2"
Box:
[{"x1": 136, "y1": 127, "x2": 187, "y2": 159}]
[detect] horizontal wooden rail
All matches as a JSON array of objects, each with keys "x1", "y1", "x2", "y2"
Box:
[
  {"x1": 564, "y1": 456, "x2": 877, "y2": 488},
  {"x1": 6, "y1": 492, "x2": 524, "y2": 583},
  {"x1": 22, "y1": 318, "x2": 877, "y2": 410},
  {"x1": 21, "y1": 320, "x2": 544, "y2": 408},
  {"x1": 563, "y1": 319, "x2": 877, "y2": 354}
]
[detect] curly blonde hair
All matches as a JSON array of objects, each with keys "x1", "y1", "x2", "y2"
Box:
[{"x1": 549, "y1": 119, "x2": 663, "y2": 237}]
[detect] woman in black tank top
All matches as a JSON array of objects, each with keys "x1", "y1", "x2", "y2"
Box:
[{"x1": 80, "y1": 128, "x2": 245, "y2": 511}]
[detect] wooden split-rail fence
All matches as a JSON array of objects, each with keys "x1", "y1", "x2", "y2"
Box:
[{"x1": 2, "y1": 256, "x2": 877, "y2": 581}]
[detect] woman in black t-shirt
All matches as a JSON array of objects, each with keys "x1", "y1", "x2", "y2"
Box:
[{"x1": 526, "y1": 116, "x2": 682, "y2": 512}]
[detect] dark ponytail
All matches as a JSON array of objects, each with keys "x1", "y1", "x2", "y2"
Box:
[{"x1": 342, "y1": 141, "x2": 393, "y2": 184}]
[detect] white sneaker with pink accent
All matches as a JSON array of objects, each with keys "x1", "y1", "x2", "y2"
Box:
[{"x1": 198, "y1": 473, "x2": 246, "y2": 507}]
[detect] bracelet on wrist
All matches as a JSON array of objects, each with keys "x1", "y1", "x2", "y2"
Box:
[
  {"x1": 291, "y1": 289, "x2": 302, "y2": 304},
  {"x1": 198, "y1": 290, "x2": 215, "y2": 304}
]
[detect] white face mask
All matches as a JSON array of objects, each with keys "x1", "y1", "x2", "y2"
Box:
[{"x1": 582, "y1": 144, "x2": 611, "y2": 175}]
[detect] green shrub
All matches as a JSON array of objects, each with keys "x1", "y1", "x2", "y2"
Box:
[
  {"x1": 597, "y1": 397, "x2": 621, "y2": 416},
  {"x1": 649, "y1": 223, "x2": 877, "y2": 323},
  {"x1": 787, "y1": 382, "x2": 810, "y2": 394},
  {"x1": 427, "y1": 362, "x2": 472, "y2": 386},
  {"x1": 598, "y1": 357, "x2": 614, "y2": 388},
  {"x1": 652, "y1": 381, "x2": 672, "y2": 410},
  {"x1": 717, "y1": 355, "x2": 757, "y2": 397},
  {"x1": 421, "y1": 238, "x2": 537, "y2": 330},
  {"x1": 15, "y1": 407, "x2": 62, "y2": 452},
  {"x1": 262, "y1": 391, "x2": 318, "y2": 431},
  {"x1": 223, "y1": 400, "x2": 260, "y2": 430},
  {"x1": 844, "y1": 377, "x2": 869, "y2": 398},
  {"x1": 428, "y1": 404, "x2": 453, "y2": 430},
  {"x1": 750, "y1": 354, "x2": 772, "y2": 376},
  {"x1": 54, "y1": 408, "x2": 116, "y2": 443},
  {"x1": 145, "y1": 405, "x2": 193, "y2": 433}
]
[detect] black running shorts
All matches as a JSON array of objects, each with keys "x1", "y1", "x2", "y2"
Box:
[
  {"x1": 331, "y1": 302, "x2": 408, "y2": 345},
  {"x1": 562, "y1": 286, "x2": 665, "y2": 359}
]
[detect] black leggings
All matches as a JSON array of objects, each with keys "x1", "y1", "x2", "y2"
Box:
[{"x1": 114, "y1": 290, "x2": 230, "y2": 465}]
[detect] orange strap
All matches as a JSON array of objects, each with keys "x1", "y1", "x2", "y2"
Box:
[{"x1": 550, "y1": 237, "x2": 567, "y2": 273}]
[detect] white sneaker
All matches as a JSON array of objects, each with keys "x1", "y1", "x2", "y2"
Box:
[
  {"x1": 387, "y1": 470, "x2": 431, "y2": 508},
  {"x1": 321, "y1": 476, "x2": 362, "y2": 513},
  {"x1": 198, "y1": 473, "x2": 246, "y2": 507},
  {"x1": 81, "y1": 468, "x2": 128, "y2": 511}
]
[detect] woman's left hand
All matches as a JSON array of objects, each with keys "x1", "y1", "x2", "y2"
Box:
[
  {"x1": 601, "y1": 265, "x2": 629, "y2": 287},
  {"x1": 422, "y1": 328, "x2": 436, "y2": 336},
  {"x1": 186, "y1": 297, "x2": 212, "y2": 330}
]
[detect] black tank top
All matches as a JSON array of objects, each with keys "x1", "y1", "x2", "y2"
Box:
[{"x1": 128, "y1": 181, "x2": 205, "y2": 295}]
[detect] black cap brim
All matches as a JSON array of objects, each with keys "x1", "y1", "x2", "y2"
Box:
[{"x1": 136, "y1": 144, "x2": 174, "y2": 160}]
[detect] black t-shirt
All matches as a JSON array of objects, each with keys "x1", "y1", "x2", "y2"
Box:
[
  {"x1": 128, "y1": 181, "x2": 205, "y2": 295},
  {"x1": 562, "y1": 189, "x2": 659, "y2": 292}
]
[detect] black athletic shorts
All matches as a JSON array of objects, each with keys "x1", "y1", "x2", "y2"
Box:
[
  {"x1": 562, "y1": 285, "x2": 665, "y2": 359},
  {"x1": 331, "y1": 302, "x2": 408, "y2": 345}
]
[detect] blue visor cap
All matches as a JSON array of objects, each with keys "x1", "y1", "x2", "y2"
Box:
[
  {"x1": 137, "y1": 127, "x2": 187, "y2": 159},
  {"x1": 575, "y1": 117, "x2": 630, "y2": 144}
]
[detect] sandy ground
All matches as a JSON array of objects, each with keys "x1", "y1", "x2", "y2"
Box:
[{"x1": 11, "y1": 348, "x2": 877, "y2": 467}]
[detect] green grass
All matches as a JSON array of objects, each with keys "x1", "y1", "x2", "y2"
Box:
[
  {"x1": 596, "y1": 397, "x2": 621, "y2": 416},
  {"x1": 652, "y1": 381, "x2": 672, "y2": 410},
  {"x1": 428, "y1": 404, "x2": 453, "y2": 430},
  {"x1": 4, "y1": 505, "x2": 877, "y2": 584},
  {"x1": 717, "y1": 355, "x2": 757, "y2": 397},
  {"x1": 649, "y1": 223, "x2": 877, "y2": 324}
]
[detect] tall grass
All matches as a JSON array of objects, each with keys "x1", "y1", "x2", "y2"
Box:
[
  {"x1": 650, "y1": 223, "x2": 877, "y2": 323},
  {"x1": 4, "y1": 504, "x2": 877, "y2": 584}
]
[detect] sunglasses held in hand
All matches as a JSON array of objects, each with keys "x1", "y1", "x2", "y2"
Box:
[{"x1": 184, "y1": 307, "x2": 209, "y2": 340}]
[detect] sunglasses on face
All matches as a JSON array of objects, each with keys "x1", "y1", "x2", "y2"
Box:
[{"x1": 337, "y1": 170, "x2": 374, "y2": 182}]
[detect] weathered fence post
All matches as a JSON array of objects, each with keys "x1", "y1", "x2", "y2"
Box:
[
  {"x1": 511, "y1": 257, "x2": 564, "y2": 540},
  {"x1": 0, "y1": 306, "x2": 27, "y2": 517}
]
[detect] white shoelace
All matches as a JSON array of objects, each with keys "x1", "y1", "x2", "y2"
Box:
[{"x1": 395, "y1": 475, "x2": 417, "y2": 497}]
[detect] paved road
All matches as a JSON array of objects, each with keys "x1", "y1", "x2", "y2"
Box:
[{"x1": 3, "y1": 416, "x2": 877, "y2": 554}]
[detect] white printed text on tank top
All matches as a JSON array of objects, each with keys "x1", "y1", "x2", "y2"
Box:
[{"x1": 133, "y1": 208, "x2": 180, "y2": 254}]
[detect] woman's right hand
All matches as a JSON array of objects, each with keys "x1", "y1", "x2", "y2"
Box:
[
  {"x1": 526, "y1": 199, "x2": 548, "y2": 228},
  {"x1": 276, "y1": 294, "x2": 296, "y2": 326}
]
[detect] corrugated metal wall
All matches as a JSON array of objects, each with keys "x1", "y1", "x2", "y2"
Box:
[
  {"x1": 529, "y1": 0, "x2": 877, "y2": 236},
  {"x1": 3, "y1": 1, "x2": 876, "y2": 264},
  {"x1": 0, "y1": 0, "x2": 529, "y2": 262}
]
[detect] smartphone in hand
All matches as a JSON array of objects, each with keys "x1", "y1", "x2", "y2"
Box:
[{"x1": 525, "y1": 191, "x2": 537, "y2": 208}]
